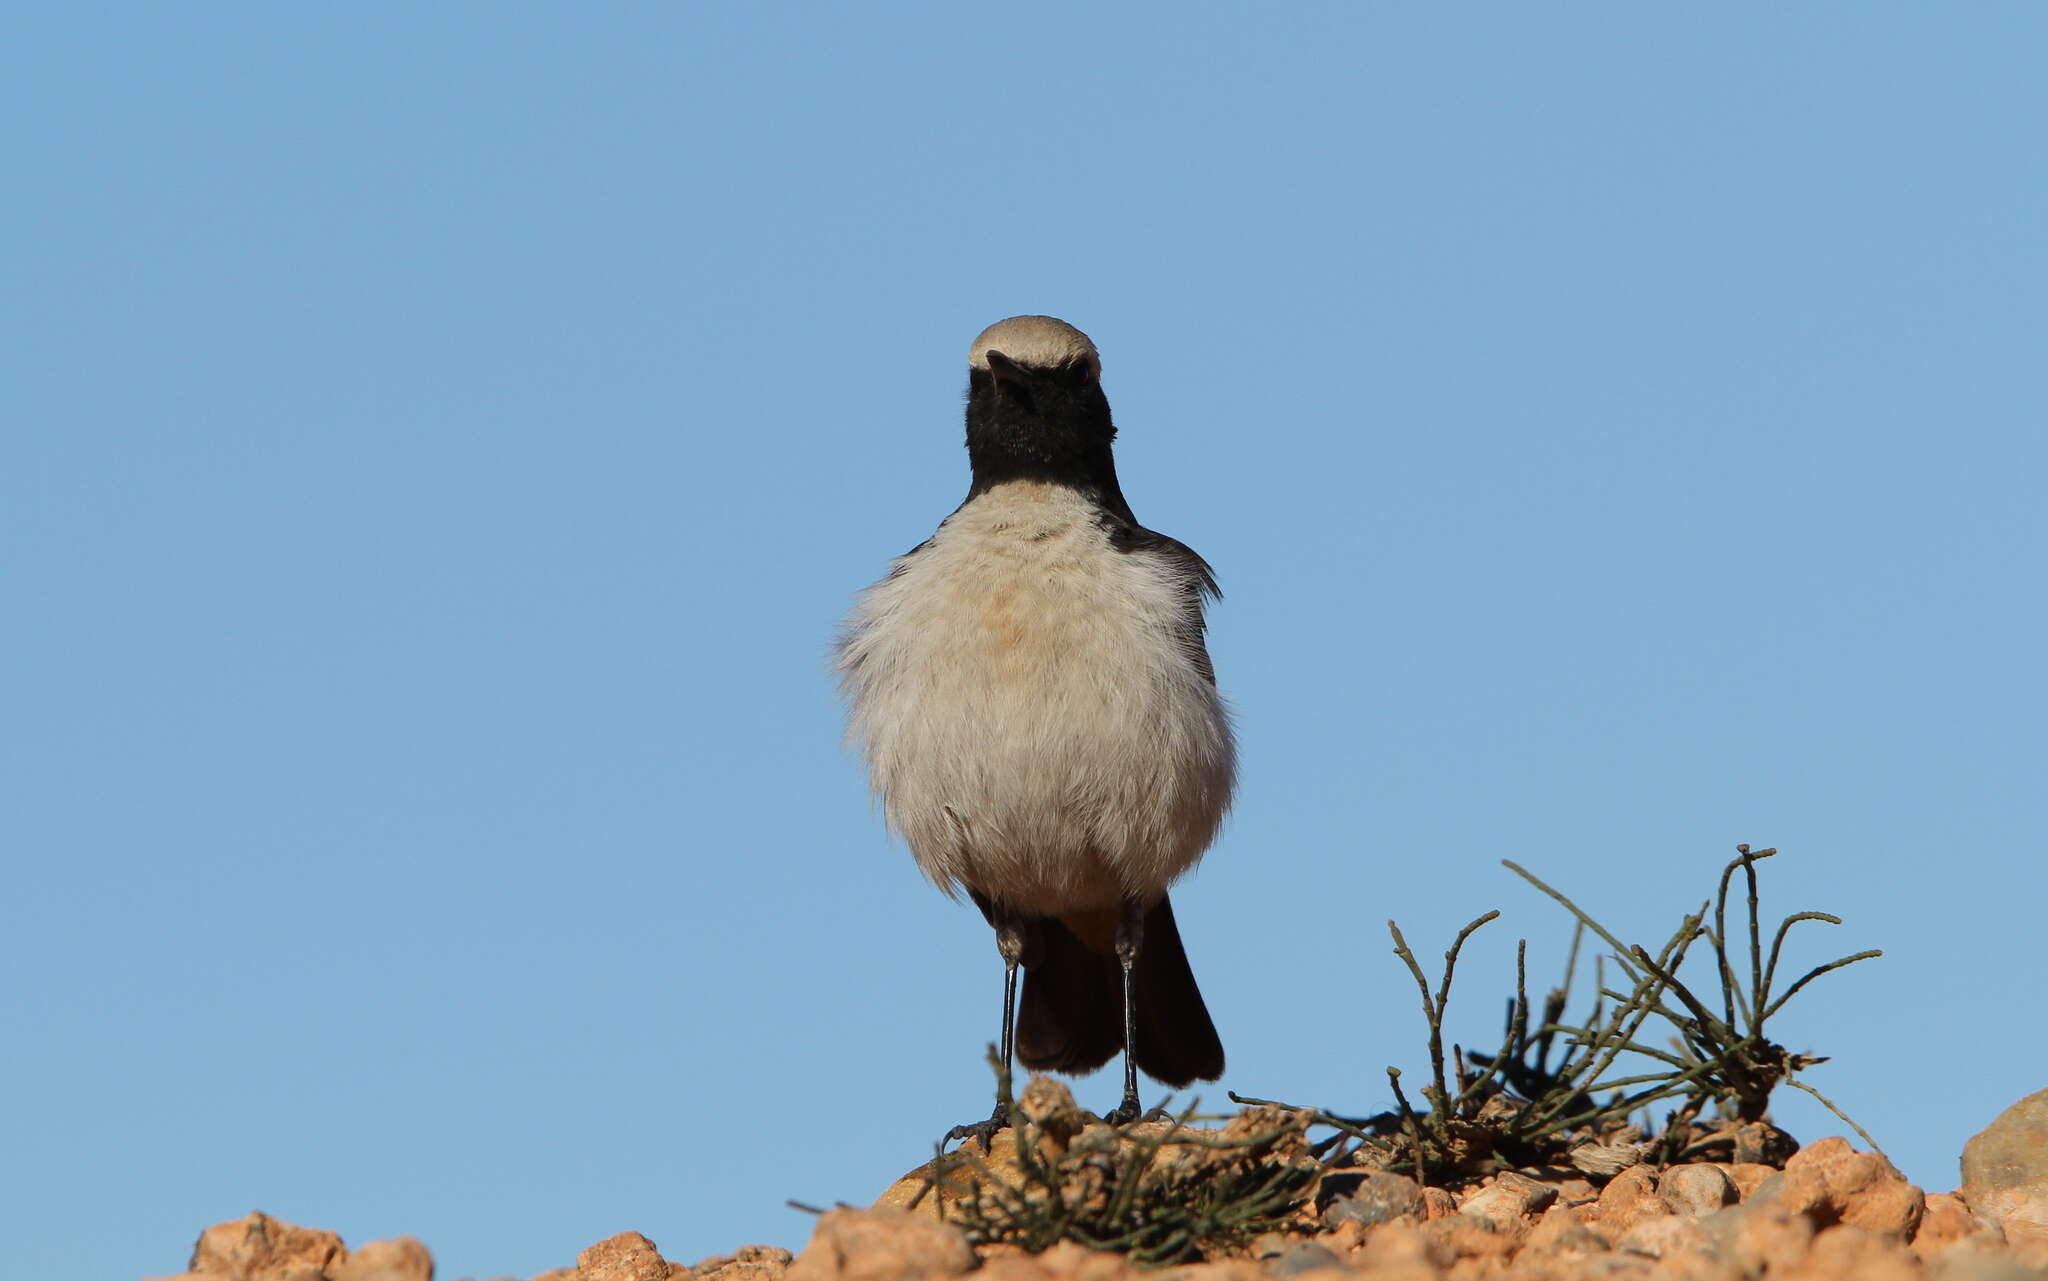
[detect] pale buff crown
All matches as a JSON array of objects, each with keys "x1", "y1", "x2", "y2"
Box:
[{"x1": 968, "y1": 315, "x2": 1101, "y2": 375}]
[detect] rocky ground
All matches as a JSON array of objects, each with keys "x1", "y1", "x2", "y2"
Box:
[{"x1": 148, "y1": 1087, "x2": 2048, "y2": 1281}]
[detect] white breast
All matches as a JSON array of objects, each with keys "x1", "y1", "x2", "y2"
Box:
[{"x1": 836, "y1": 481, "x2": 1235, "y2": 914}]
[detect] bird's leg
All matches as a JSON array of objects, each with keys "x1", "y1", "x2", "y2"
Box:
[
  {"x1": 945, "y1": 914, "x2": 1025, "y2": 1149},
  {"x1": 1103, "y1": 898, "x2": 1147, "y2": 1125}
]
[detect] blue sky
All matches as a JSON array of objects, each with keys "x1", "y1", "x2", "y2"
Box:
[{"x1": 5, "y1": 5, "x2": 2044, "y2": 1279}]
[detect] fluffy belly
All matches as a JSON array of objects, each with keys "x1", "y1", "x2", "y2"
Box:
[{"x1": 838, "y1": 491, "x2": 1233, "y2": 913}]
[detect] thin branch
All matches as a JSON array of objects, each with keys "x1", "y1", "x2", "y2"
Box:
[
  {"x1": 1762, "y1": 950, "x2": 1884, "y2": 1020},
  {"x1": 1784, "y1": 1078, "x2": 1885, "y2": 1158},
  {"x1": 1763, "y1": 911, "x2": 1844, "y2": 1005},
  {"x1": 1502, "y1": 861, "x2": 1646, "y2": 985}
]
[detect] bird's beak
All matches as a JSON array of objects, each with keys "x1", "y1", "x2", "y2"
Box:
[{"x1": 983, "y1": 349, "x2": 1032, "y2": 391}]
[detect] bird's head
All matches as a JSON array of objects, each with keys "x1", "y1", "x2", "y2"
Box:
[{"x1": 964, "y1": 316, "x2": 1118, "y2": 488}]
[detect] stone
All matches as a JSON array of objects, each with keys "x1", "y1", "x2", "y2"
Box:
[
  {"x1": 1659, "y1": 1165, "x2": 1735, "y2": 1218},
  {"x1": 332, "y1": 1237, "x2": 433, "y2": 1281},
  {"x1": 974, "y1": 1258, "x2": 1054, "y2": 1281},
  {"x1": 1595, "y1": 1166, "x2": 1671, "y2": 1240},
  {"x1": 875, "y1": 1124, "x2": 1024, "y2": 1218},
  {"x1": 1701, "y1": 1200, "x2": 1815, "y2": 1277},
  {"x1": 689, "y1": 1245, "x2": 794, "y2": 1280},
  {"x1": 1914, "y1": 1192, "x2": 2006, "y2": 1259},
  {"x1": 1015, "y1": 1078, "x2": 1090, "y2": 1155},
  {"x1": 1784, "y1": 1223, "x2": 1919, "y2": 1281},
  {"x1": 1424, "y1": 1213, "x2": 1523, "y2": 1261},
  {"x1": 1522, "y1": 1203, "x2": 1610, "y2": 1258},
  {"x1": 1544, "y1": 1174, "x2": 1599, "y2": 1204},
  {"x1": 784, "y1": 1209, "x2": 975, "y2": 1281},
  {"x1": 1245, "y1": 1232, "x2": 1292, "y2": 1259},
  {"x1": 1844, "y1": 1177, "x2": 1933, "y2": 1242},
  {"x1": 1031, "y1": 1240, "x2": 1132, "y2": 1281},
  {"x1": 1458, "y1": 1171, "x2": 1558, "y2": 1229},
  {"x1": 1615, "y1": 1214, "x2": 1712, "y2": 1261},
  {"x1": 1216, "y1": 1105, "x2": 1315, "y2": 1155},
  {"x1": 1318, "y1": 1219, "x2": 1366, "y2": 1257},
  {"x1": 1324, "y1": 1172, "x2": 1426, "y2": 1227},
  {"x1": 1731, "y1": 1122, "x2": 1798, "y2": 1167},
  {"x1": 1930, "y1": 1238, "x2": 2048, "y2": 1281},
  {"x1": 1719, "y1": 1163, "x2": 1777, "y2": 1202},
  {"x1": 576, "y1": 1232, "x2": 672, "y2": 1281},
  {"x1": 1748, "y1": 1169, "x2": 1826, "y2": 1219},
  {"x1": 1143, "y1": 1262, "x2": 1263, "y2": 1281},
  {"x1": 1962, "y1": 1087, "x2": 2048, "y2": 1244},
  {"x1": 1420, "y1": 1186, "x2": 1459, "y2": 1220},
  {"x1": 1267, "y1": 1242, "x2": 1341, "y2": 1277},
  {"x1": 186, "y1": 1212, "x2": 349, "y2": 1281},
  {"x1": 1356, "y1": 1222, "x2": 1446, "y2": 1272},
  {"x1": 1754, "y1": 1136, "x2": 1926, "y2": 1242},
  {"x1": 1569, "y1": 1137, "x2": 1649, "y2": 1178}
]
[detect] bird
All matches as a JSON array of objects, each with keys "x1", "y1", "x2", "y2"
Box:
[{"x1": 835, "y1": 315, "x2": 1233, "y2": 1136}]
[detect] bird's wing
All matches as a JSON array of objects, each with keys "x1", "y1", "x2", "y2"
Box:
[{"x1": 1101, "y1": 516, "x2": 1222, "y2": 686}]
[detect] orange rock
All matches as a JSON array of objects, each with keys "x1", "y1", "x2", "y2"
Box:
[
  {"x1": 1614, "y1": 1214, "x2": 1712, "y2": 1262},
  {"x1": 974, "y1": 1256, "x2": 1055, "y2": 1281},
  {"x1": 1910, "y1": 1192, "x2": 2004, "y2": 1264},
  {"x1": 1783, "y1": 1136, "x2": 1877, "y2": 1192},
  {"x1": 576, "y1": 1231, "x2": 674, "y2": 1281},
  {"x1": 1841, "y1": 1177, "x2": 1928, "y2": 1242},
  {"x1": 1031, "y1": 1240, "x2": 1133, "y2": 1281},
  {"x1": 1521, "y1": 1204, "x2": 1608, "y2": 1259},
  {"x1": 1457, "y1": 1172, "x2": 1557, "y2": 1231},
  {"x1": 1702, "y1": 1200, "x2": 1815, "y2": 1276},
  {"x1": 1143, "y1": 1261, "x2": 1264, "y2": 1281},
  {"x1": 1357, "y1": 1221, "x2": 1447, "y2": 1272},
  {"x1": 1718, "y1": 1163, "x2": 1776, "y2": 1203},
  {"x1": 1542, "y1": 1176, "x2": 1597, "y2": 1205},
  {"x1": 1659, "y1": 1165, "x2": 1735, "y2": 1218},
  {"x1": 1420, "y1": 1186, "x2": 1459, "y2": 1221},
  {"x1": 1755, "y1": 1136, "x2": 1925, "y2": 1242},
  {"x1": 185, "y1": 1211, "x2": 349, "y2": 1281},
  {"x1": 1596, "y1": 1166, "x2": 1671, "y2": 1241},
  {"x1": 1319, "y1": 1219, "x2": 1367, "y2": 1256},
  {"x1": 1244, "y1": 1230, "x2": 1293, "y2": 1259},
  {"x1": 1962, "y1": 1087, "x2": 2048, "y2": 1246},
  {"x1": 1780, "y1": 1223, "x2": 1917, "y2": 1281},
  {"x1": 1752, "y1": 1167, "x2": 1828, "y2": 1219},
  {"x1": 689, "y1": 1244, "x2": 795, "y2": 1280},
  {"x1": 785, "y1": 1209, "x2": 975, "y2": 1281},
  {"x1": 1266, "y1": 1241, "x2": 1342, "y2": 1273},
  {"x1": 874, "y1": 1129, "x2": 1025, "y2": 1218},
  {"x1": 332, "y1": 1237, "x2": 432, "y2": 1281},
  {"x1": 1833, "y1": 1146, "x2": 1924, "y2": 1239},
  {"x1": 1423, "y1": 1214, "x2": 1522, "y2": 1261}
]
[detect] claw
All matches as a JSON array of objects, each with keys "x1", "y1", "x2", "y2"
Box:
[{"x1": 945, "y1": 1100, "x2": 1011, "y2": 1150}]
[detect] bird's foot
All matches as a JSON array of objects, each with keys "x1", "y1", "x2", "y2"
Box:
[
  {"x1": 944, "y1": 1101, "x2": 1011, "y2": 1152},
  {"x1": 1103, "y1": 1095, "x2": 1172, "y2": 1127}
]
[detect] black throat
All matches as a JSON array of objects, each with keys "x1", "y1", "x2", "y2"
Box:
[{"x1": 962, "y1": 363, "x2": 1135, "y2": 521}]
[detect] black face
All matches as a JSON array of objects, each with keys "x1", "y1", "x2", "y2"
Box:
[{"x1": 964, "y1": 353, "x2": 1125, "y2": 506}]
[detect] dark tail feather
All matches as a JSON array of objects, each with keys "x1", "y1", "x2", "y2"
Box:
[
  {"x1": 1014, "y1": 917, "x2": 1122, "y2": 1075},
  {"x1": 1131, "y1": 894, "x2": 1224, "y2": 1088},
  {"x1": 1012, "y1": 895, "x2": 1224, "y2": 1088}
]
